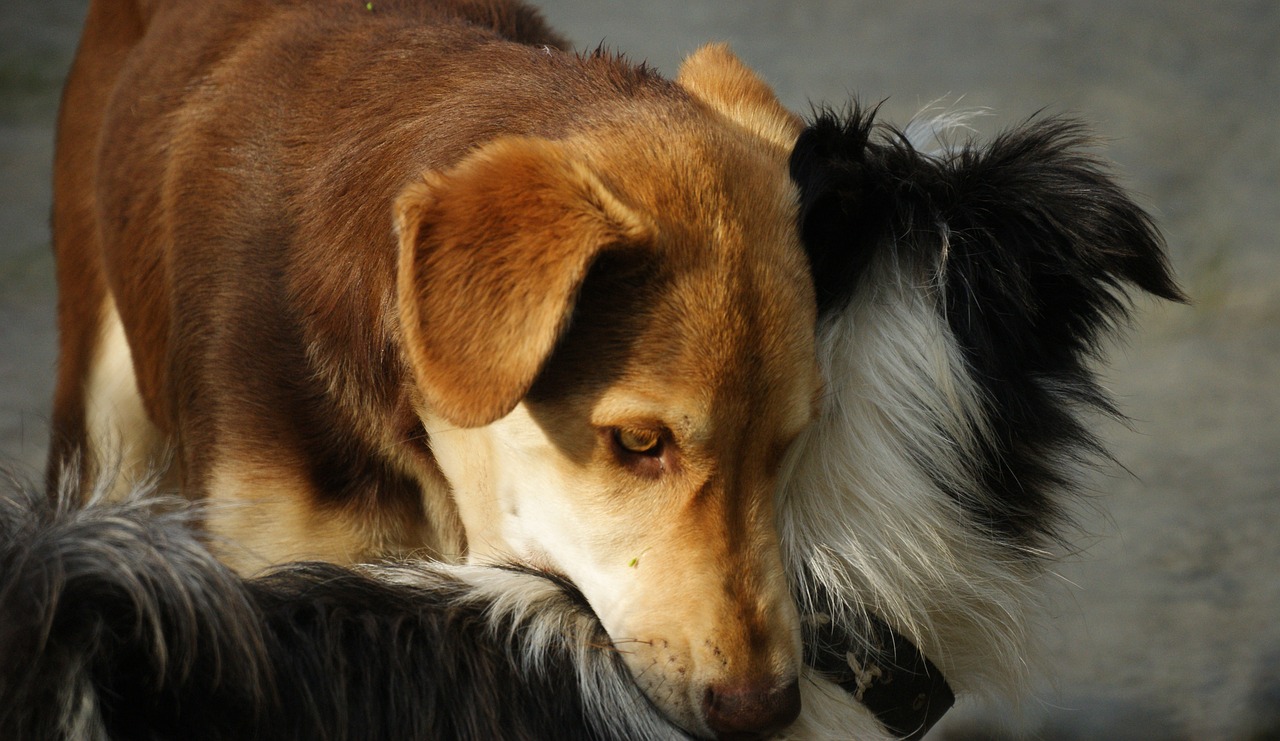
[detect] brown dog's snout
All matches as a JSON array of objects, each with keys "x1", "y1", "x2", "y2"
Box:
[{"x1": 702, "y1": 676, "x2": 801, "y2": 740}]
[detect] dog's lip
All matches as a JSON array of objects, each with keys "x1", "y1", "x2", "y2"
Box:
[{"x1": 802, "y1": 611, "x2": 954, "y2": 740}]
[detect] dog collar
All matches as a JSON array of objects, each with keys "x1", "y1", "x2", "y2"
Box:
[{"x1": 804, "y1": 611, "x2": 954, "y2": 739}]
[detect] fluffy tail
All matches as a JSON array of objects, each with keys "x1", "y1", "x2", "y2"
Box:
[
  {"x1": 0, "y1": 474, "x2": 684, "y2": 740},
  {"x1": 0, "y1": 474, "x2": 266, "y2": 739}
]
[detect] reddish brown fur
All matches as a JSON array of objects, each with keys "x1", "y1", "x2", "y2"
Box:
[
  {"x1": 54, "y1": 0, "x2": 637, "y2": 546},
  {"x1": 48, "y1": 0, "x2": 149, "y2": 489}
]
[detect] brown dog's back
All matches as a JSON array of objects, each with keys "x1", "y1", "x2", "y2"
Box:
[
  {"x1": 52, "y1": 0, "x2": 653, "y2": 493},
  {"x1": 48, "y1": 0, "x2": 570, "y2": 490}
]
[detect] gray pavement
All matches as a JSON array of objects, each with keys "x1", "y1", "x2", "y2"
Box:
[{"x1": 2, "y1": 1, "x2": 1277, "y2": 738}]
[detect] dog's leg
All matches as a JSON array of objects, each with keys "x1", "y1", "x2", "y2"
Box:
[
  {"x1": 81, "y1": 295, "x2": 170, "y2": 499},
  {"x1": 199, "y1": 449, "x2": 464, "y2": 574},
  {"x1": 45, "y1": 276, "x2": 103, "y2": 495},
  {"x1": 200, "y1": 457, "x2": 371, "y2": 573},
  {"x1": 47, "y1": 0, "x2": 152, "y2": 496}
]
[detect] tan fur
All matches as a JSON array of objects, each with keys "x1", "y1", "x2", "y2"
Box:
[
  {"x1": 83, "y1": 295, "x2": 169, "y2": 499},
  {"x1": 51, "y1": 0, "x2": 814, "y2": 735}
]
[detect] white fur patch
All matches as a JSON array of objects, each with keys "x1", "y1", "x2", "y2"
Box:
[
  {"x1": 783, "y1": 674, "x2": 893, "y2": 740},
  {"x1": 902, "y1": 101, "x2": 989, "y2": 156},
  {"x1": 779, "y1": 251, "x2": 1040, "y2": 699}
]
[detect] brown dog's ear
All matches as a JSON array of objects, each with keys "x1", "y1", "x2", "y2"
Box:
[
  {"x1": 395, "y1": 137, "x2": 654, "y2": 428},
  {"x1": 676, "y1": 43, "x2": 802, "y2": 149}
]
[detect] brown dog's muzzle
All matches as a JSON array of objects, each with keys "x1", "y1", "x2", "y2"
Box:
[{"x1": 600, "y1": 482, "x2": 803, "y2": 739}]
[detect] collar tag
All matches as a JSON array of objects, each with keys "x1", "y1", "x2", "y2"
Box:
[{"x1": 804, "y1": 612, "x2": 954, "y2": 739}]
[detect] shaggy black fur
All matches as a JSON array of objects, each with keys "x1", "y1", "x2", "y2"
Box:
[
  {"x1": 1, "y1": 467, "x2": 964, "y2": 741},
  {"x1": 0, "y1": 476, "x2": 685, "y2": 741},
  {"x1": 790, "y1": 106, "x2": 1185, "y2": 544}
]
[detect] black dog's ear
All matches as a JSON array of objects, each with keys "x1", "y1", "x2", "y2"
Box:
[
  {"x1": 933, "y1": 117, "x2": 1186, "y2": 382},
  {"x1": 930, "y1": 118, "x2": 1188, "y2": 540},
  {"x1": 791, "y1": 109, "x2": 1185, "y2": 330},
  {"x1": 789, "y1": 105, "x2": 888, "y2": 315}
]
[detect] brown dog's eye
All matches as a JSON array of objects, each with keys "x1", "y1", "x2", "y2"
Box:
[{"x1": 613, "y1": 427, "x2": 663, "y2": 456}]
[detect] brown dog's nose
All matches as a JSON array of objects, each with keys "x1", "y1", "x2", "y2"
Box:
[{"x1": 702, "y1": 677, "x2": 801, "y2": 740}]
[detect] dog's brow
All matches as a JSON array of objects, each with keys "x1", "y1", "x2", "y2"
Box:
[{"x1": 592, "y1": 395, "x2": 706, "y2": 436}]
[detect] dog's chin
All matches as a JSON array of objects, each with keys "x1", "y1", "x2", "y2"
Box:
[{"x1": 605, "y1": 639, "x2": 702, "y2": 737}]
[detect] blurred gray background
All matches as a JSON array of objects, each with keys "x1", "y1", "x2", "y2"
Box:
[{"x1": 2, "y1": 1, "x2": 1276, "y2": 738}]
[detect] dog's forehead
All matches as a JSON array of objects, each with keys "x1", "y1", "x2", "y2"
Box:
[
  {"x1": 610, "y1": 258, "x2": 818, "y2": 442},
  {"x1": 574, "y1": 113, "x2": 802, "y2": 252},
  {"x1": 556, "y1": 115, "x2": 818, "y2": 432}
]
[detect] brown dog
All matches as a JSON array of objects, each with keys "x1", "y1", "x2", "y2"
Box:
[{"x1": 50, "y1": 0, "x2": 818, "y2": 736}]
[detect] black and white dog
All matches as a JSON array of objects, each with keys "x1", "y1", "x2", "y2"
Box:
[{"x1": 0, "y1": 108, "x2": 1181, "y2": 740}]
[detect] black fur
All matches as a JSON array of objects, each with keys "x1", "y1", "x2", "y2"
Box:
[
  {"x1": 2, "y1": 472, "x2": 948, "y2": 740},
  {"x1": 0, "y1": 475, "x2": 686, "y2": 741},
  {"x1": 790, "y1": 105, "x2": 1185, "y2": 545}
]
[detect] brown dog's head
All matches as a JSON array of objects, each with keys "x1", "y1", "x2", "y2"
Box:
[{"x1": 395, "y1": 46, "x2": 815, "y2": 738}]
